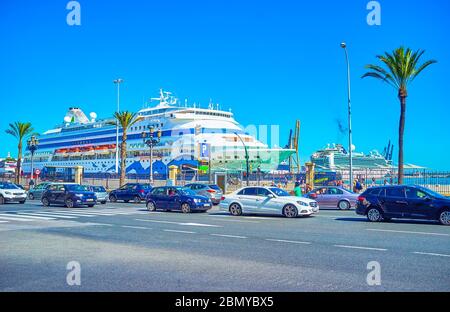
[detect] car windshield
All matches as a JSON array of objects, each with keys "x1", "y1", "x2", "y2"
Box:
[
  {"x1": 209, "y1": 185, "x2": 221, "y2": 191},
  {"x1": 177, "y1": 188, "x2": 196, "y2": 196},
  {"x1": 66, "y1": 185, "x2": 91, "y2": 192},
  {"x1": 92, "y1": 186, "x2": 106, "y2": 192},
  {"x1": 141, "y1": 184, "x2": 152, "y2": 189},
  {"x1": 416, "y1": 186, "x2": 446, "y2": 199},
  {"x1": 0, "y1": 183, "x2": 19, "y2": 190},
  {"x1": 269, "y1": 188, "x2": 290, "y2": 197}
]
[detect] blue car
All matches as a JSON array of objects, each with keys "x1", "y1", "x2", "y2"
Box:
[
  {"x1": 109, "y1": 183, "x2": 152, "y2": 203},
  {"x1": 356, "y1": 185, "x2": 450, "y2": 225},
  {"x1": 146, "y1": 186, "x2": 212, "y2": 213},
  {"x1": 41, "y1": 184, "x2": 97, "y2": 208}
]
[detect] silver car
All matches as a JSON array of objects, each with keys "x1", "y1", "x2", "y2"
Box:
[
  {"x1": 184, "y1": 183, "x2": 224, "y2": 205},
  {"x1": 90, "y1": 186, "x2": 109, "y2": 204},
  {"x1": 305, "y1": 186, "x2": 358, "y2": 210},
  {"x1": 28, "y1": 182, "x2": 54, "y2": 200}
]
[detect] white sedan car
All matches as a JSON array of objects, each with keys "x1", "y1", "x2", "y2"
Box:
[{"x1": 220, "y1": 186, "x2": 319, "y2": 218}]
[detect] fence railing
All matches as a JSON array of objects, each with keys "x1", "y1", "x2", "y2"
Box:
[{"x1": 2, "y1": 170, "x2": 449, "y2": 196}]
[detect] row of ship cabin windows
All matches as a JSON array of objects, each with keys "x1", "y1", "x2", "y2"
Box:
[{"x1": 130, "y1": 124, "x2": 164, "y2": 132}]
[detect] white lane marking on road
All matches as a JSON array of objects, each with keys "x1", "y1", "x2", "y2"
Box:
[
  {"x1": 210, "y1": 234, "x2": 247, "y2": 239},
  {"x1": 17, "y1": 212, "x2": 78, "y2": 219},
  {"x1": 206, "y1": 216, "x2": 259, "y2": 223},
  {"x1": 49, "y1": 211, "x2": 99, "y2": 217},
  {"x1": 135, "y1": 219, "x2": 222, "y2": 228},
  {"x1": 10, "y1": 214, "x2": 55, "y2": 220},
  {"x1": 265, "y1": 239, "x2": 311, "y2": 245},
  {"x1": 413, "y1": 252, "x2": 450, "y2": 258},
  {"x1": 121, "y1": 225, "x2": 152, "y2": 230},
  {"x1": 163, "y1": 229, "x2": 196, "y2": 234},
  {"x1": 0, "y1": 215, "x2": 38, "y2": 222},
  {"x1": 366, "y1": 229, "x2": 450, "y2": 237},
  {"x1": 334, "y1": 245, "x2": 387, "y2": 251},
  {"x1": 91, "y1": 223, "x2": 114, "y2": 227},
  {"x1": 0, "y1": 220, "x2": 8, "y2": 223}
]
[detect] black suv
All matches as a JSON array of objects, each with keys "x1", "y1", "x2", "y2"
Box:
[
  {"x1": 109, "y1": 183, "x2": 152, "y2": 203},
  {"x1": 42, "y1": 184, "x2": 97, "y2": 208},
  {"x1": 356, "y1": 185, "x2": 450, "y2": 225}
]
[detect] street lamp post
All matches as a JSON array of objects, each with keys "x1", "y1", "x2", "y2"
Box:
[
  {"x1": 235, "y1": 132, "x2": 250, "y2": 186},
  {"x1": 142, "y1": 128, "x2": 162, "y2": 183},
  {"x1": 113, "y1": 78, "x2": 124, "y2": 175},
  {"x1": 27, "y1": 135, "x2": 39, "y2": 187},
  {"x1": 341, "y1": 42, "x2": 353, "y2": 189}
]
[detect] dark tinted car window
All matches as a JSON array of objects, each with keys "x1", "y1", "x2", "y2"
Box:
[
  {"x1": 92, "y1": 186, "x2": 106, "y2": 192},
  {"x1": 151, "y1": 188, "x2": 166, "y2": 195},
  {"x1": 239, "y1": 188, "x2": 258, "y2": 196},
  {"x1": 405, "y1": 187, "x2": 428, "y2": 199},
  {"x1": 328, "y1": 188, "x2": 343, "y2": 195},
  {"x1": 257, "y1": 188, "x2": 271, "y2": 197},
  {"x1": 366, "y1": 188, "x2": 381, "y2": 196},
  {"x1": 386, "y1": 187, "x2": 405, "y2": 198}
]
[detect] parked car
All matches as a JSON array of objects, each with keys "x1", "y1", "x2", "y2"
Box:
[
  {"x1": 0, "y1": 182, "x2": 27, "y2": 204},
  {"x1": 220, "y1": 186, "x2": 319, "y2": 218},
  {"x1": 90, "y1": 186, "x2": 109, "y2": 204},
  {"x1": 28, "y1": 182, "x2": 55, "y2": 200},
  {"x1": 184, "y1": 183, "x2": 224, "y2": 204},
  {"x1": 305, "y1": 186, "x2": 358, "y2": 210},
  {"x1": 356, "y1": 185, "x2": 450, "y2": 225},
  {"x1": 41, "y1": 184, "x2": 97, "y2": 208},
  {"x1": 146, "y1": 186, "x2": 212, "y2": 213},
  {"x1": 109, "y1": 183, "x2": 152, "y2": 203}
]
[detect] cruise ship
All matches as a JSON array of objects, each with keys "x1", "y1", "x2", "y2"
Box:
[
  {"x1": 311, "y1": 143, "x2": 393, "y2": 170},
  {"x1": 22, "y1": 90, "x2": 295, "y2": 176}
]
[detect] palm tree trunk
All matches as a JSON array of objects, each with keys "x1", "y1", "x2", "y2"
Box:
[
  {"x1": 16, "y1": 142, "x2": 23, "y2": 184},
  {"x1": 398, "y1": 96, "x2": 406, "y2": 185},
  {"x1": 119, "y1": 131, "x2": 127, "y2": 187}
]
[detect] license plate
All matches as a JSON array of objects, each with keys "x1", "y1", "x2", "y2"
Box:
[
  {"x1": 204, "y1": 204, "x2": 211, "y2": 207},
  {"x1": 86, "y1": 199, "x2": 94, "y2": 202}
]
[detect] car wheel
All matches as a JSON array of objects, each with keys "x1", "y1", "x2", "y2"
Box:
[
  {"x1": 438, "y1": 209, "x2": 450, "y2": 226},
  {"x1": 65, "y1": 199, "x2": 75, "y2": 209},
  {"x1": 124, "y1": 200, "x2": 130, "y2": 203},
  {"x1": 0, "y1": 196, "x2": 5, "y2": 205},
  {"x1": 338, "y1": 200, "x2": 351, "y2": 210},
  {"x1": 101, "y1": 201, "x2": 107, "y2": 205},
  {"x1": 42, "y1": 197, "x2": 50, "y2": 207},
  {"x1": 19, "y1": 201, "x2": 26, "y2": 204},
  {"x1": 29, "y1": 193, "x2": 35, "y2": 200},
  {"x1": 109, "y1": 195, "x2": 117, "y2": 203},
  {"x1": 367, "y1": 207, "x2": 383, "y2": 222},
  {"x1": 283, "y1": 204, "x2": 299, "y2": 218},
  {"x1": 181, "y1": 203, "x2": 191, "y2": 214},
  {"x1": 229, "y1": 203, "x2": 242, "y2": 216},
  {"x1": 88, "y1": 205, "x2": 94, "y2": 208},
  {"x1": 146, "y1": 201, "x2": 157, "y2": 212},
  {"x1": 133, "y1": 196, "x2": 141, "y2": 204}
]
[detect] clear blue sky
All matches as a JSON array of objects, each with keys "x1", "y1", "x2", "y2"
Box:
[{"x1": 1, "y1": 0, "x2": 449, "y2": 169}]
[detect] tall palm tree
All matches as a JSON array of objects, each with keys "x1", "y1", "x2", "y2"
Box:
[
  {"x1": 362, "y1": 47, "x2": 436, "y2": 184},
  {"x1": 113, "y1": 111, "x2": 141, "y2": 186},
  {"x1": 5, "y1": 122, "x2": 34, "y2": 184}
]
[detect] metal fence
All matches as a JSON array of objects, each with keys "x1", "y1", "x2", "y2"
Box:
[{"x1": 2, "y1": 169, "x2": 449, "y2": 196}]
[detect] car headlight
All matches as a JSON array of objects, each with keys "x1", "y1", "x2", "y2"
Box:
[
  {"x1": 5, "y1": 191, "x2": 12, "y2": 195},
  {"x1": 193, "y1": 198, "x2": 200, "y2": 203},
  {"x1": 75, "y1": 194, "x2": 84, "y2": 198},
  {"x1": 297, "y1": 201, "x2": 309, "y2": 207}
]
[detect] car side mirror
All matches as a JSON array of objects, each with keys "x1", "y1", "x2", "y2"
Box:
[
  {"x1": 423, "y1": 196, "x2": 432, "y2": 201},
  {"x1": 268, "y1": 194, "x2": 275, "y2": 199}
]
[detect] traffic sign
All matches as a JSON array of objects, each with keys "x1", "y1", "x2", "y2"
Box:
[
  {"x1": 35, "y1": 169, "x2": 41, "y2": 176},
  {"x1": 199, "y1": 143, "x2": 210, "y2": 159}
]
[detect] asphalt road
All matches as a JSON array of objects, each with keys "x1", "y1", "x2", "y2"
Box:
[{"x1": 0, "y1": 200, "x2": 449, "y2": 291}]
